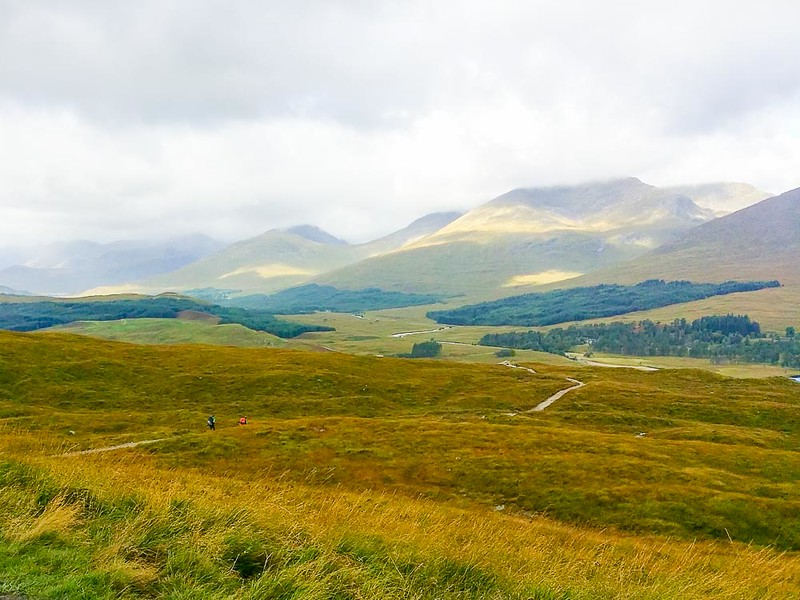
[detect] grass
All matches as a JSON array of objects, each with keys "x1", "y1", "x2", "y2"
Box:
[
  {"x1": 45, "y1": 302, "x2": 798, "y2": 377},
  {"x1": 541, "y1": 286, "x2": 800, "y2": 336},
  {"x1": 1, "y1": 449, "x2": 799, "y2": 599},
  {"x1": 50, "y1": 318, "x2": 291, "y2": 348},
  {"x1": 579, "y1": 352, "x2": 798, "y2": 379},
  {"x1": 2, "y1": 330, "x2": 800, "y2": 597}
]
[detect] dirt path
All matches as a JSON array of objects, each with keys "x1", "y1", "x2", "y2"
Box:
[
  {"x1": 390, "y1": 327, "x2": 452, "y2": 338},
  {"x1": 498, "y1": 360, "x2": 537, "y2": 374},
  {"x1": 499, "y1": 360, "x2": 584, "y2": 411},
  {"x1": 59, "y1": 438, "x2": 166, "y2": 457},
  {"x1": 526, "y1": 378, "x2": 585, "y2": 412}
]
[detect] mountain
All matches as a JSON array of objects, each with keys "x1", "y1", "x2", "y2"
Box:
[
  {"x1": 666, "y1": 182, "x2": 771, "y2": 216},
  {"x1": 0, "y1": 235, "x2": 224, "y2": 296},
  {"x1": 136, "y1": 213, "x2": 463, "y2": 295},
  {"x1": 286, "y1": 225, "x2": 348, "y2": 245},
  {"x1": 567, "y1": 187, "x2": 800, "y2": 285},
  {"x1": 142, "y1": 227, "x2": 361, "y2": 294},
  {"x1": 531, "y1": 187, "x2": 800, "y2": 329},
  {"x1": 359, "y1": 212, "x2": 463, "y2": 256},
  {"x1": 0, "y1": 285, "x2": 31, "y2": 296},
  {"x1": 316, "y1": 178, "x2": 717, "y2": 297}
]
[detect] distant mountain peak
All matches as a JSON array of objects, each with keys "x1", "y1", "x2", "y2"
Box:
[
  {"x1": 665, "y1": 182, "x2": 772, "y2": 215},
  {"x1": 285, "y1": 225, "x2": 348, "y2": 245}
]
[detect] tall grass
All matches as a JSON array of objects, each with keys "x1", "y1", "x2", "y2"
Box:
[{"x1": 2, "y1": 448, "x2": 798, "y2": 599}]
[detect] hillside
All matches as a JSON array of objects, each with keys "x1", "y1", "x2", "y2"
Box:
[
  {"x1": 428, "y1": 280, "x2": 780, "y2": 326},
  {"x1": 50, "y1": 318, "x2": 292, "y2": 348},
  {"x1": 136, "y1": 213, "x2": 463, "y2": 295},
  {"x1": 317, "y1": 178, "x2": 719, "y2": 297},
  {"x1": 0, "y1": 295, "x2": 332, "y2": 338},
  {"x1": 228, "y1": 283, "x2": 443, "y2": 313},
  {"x1": 531, "y1": 187, "x2": 800, "y2": 328},
  {"x1": 0, "y1": 331, "x2": 798, "y2": 597},
  {"x1": 142, "y1": 227, "x2": 362, "y2": 294}
]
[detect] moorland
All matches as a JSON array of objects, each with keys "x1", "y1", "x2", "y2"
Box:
[{"x1": 1, "y1": 328, "x2": 799, "y2": 598}]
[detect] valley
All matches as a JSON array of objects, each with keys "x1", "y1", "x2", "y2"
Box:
[{"x1": 1, "y1": 178, "x2": 799, "y2": 598}]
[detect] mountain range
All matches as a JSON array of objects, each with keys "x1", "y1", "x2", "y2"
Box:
[
  {"x1": 136, "y1": 212, "x2": 463, "y2": 296},
  {"x1": 315, "y1": 178, "x2": 727, "y2": 296},
  {"x1": 535, "y1": 186, "x2": 797, "y2": 288},
  {"x1": 0, "y1": 234, "x2": 224, "y2": 296},
  {"x1": 0, "y1": 179, "x2": 782, "y2": 302}
]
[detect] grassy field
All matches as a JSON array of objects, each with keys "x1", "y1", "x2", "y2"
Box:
[
  {"x1": 558, "y1": 286, "x2": 800, "y2": 335},
  {"x1": 43, "y1": 300, "x2": 800, "y2": 384},
  {"x1": 287, "y1": 307, "x2": 800, "y2": 376},
  {"x1": 56, "y1": 306, "x2": 800, "y2": 377},
  {"x1": 1, "y1": 330, "x2": 799, "y2": 597},
  {"x1": 51, "y1": 318, "x2": 293, "y2": 349}
]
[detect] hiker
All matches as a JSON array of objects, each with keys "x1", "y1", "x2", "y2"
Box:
[
  {"x1": 207, "y1": 415, "x2": 216, "y2": 431},
  {"x1": 238, "y1": 416, "x2": 247, "y2": 425}
]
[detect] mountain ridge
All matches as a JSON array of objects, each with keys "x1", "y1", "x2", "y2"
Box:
[{"x1": 315, "y1": 178, "x2": 728, "y2": 297}]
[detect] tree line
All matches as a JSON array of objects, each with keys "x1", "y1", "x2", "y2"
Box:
[
  {"x1": 429, "y1": 280, "x2": 781, "y2": 326},
  {"x1": 480, "y1": 315, "x2": 800, "y2": 368},
  {"x1": 0, "y1": 297, "x2": 333, "y2": 338},
  {"x1": 228, "y1": 284, "x2": 442, "y2": 313}
]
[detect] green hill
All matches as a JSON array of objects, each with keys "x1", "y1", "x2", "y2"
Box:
[
  {"x1": 134, "y1": 214, "x2": 463, "y2": 296},
  {"x1": 51, "y1": 318, "x2": 291, "y2": 348}
]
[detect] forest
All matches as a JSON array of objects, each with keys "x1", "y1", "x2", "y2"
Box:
[
  {"x1": 428, "y1": 280, "x2": 781, "y2": 326},
  {"x1": 0, "y1": 297, "x2": 333, "y2": 338},
  {"x1": 227, "y1": 284, "x2": 442, "y2": 313},
  {"x1": 480, "y1": 314, "x2": 800, "y2": 368}
]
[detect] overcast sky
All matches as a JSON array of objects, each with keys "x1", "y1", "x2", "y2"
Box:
[{"x1": 1, "y1": 0, "x2": 799, "y2": 245}]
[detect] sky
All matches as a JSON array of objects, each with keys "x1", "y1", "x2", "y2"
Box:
[{"x1": 1, "y1": 0, "x2": 799, "y2": 246}]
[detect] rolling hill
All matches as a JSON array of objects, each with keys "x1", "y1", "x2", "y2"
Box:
[
  {"x1": 1, "y1": 330, "x2": 799, "y2": 597},
  {"x1": 316, "y1": 178, "x2": 722, "y2": 297}
]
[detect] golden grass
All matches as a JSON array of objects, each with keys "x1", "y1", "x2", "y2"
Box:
[
  {"x1": 558, "y1": 286, "x2": 799, "y2": 333},
  {"x1": 7, "y1": 494, "x2": 83, "y2": 543},
  {"x1": 16, "y1": 446, "x2": 800, "y2": 599},
  {"x1": 2, "y1": 331, "x2": 800, "y2": 597}
]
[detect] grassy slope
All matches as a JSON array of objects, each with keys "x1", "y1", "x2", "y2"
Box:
[
  {"x1": 60, "y1": 306, "x2": 797, "y2": 376},
  {"x1": 50, "y1": 318, "x2": 291, "y2": 348},
  {"x1": 513, "y1": 189, "x2": 800, "y2": 329},
  {"x1": 315, "y1": 233, "x2": 645, "y2": 297},
  {"x1": 1, "y1": 331, "x2": 799, "y2": 597}
]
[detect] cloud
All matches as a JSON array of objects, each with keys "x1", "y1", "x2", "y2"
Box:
[{"x1": 0, "y1": 0, "x2": 798, "y2": 246}]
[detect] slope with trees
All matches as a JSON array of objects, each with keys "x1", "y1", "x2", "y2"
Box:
[
  {"x1": 429, "y1": 280, "x2": 780, "y2": 326},
  {"x1": 0, "y1": 296, "x2": 332, "y2": 338}
]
